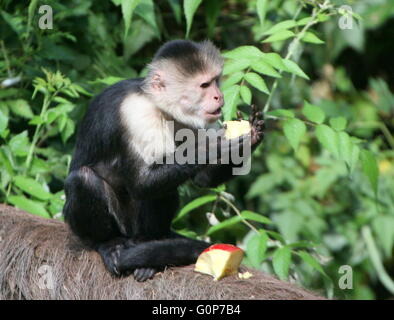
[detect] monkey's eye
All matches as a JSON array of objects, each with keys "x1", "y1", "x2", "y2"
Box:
[{"x1": 200, "y1": 82, "x2": 210, "y2": 88}]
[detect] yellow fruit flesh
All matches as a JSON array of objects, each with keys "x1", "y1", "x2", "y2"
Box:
[
  {"x1": 224, "y1": 120, "x2": 251, "y2": 139},
  {"x1": 194, "y1": 249, "x2": 244, "y2": 281}
]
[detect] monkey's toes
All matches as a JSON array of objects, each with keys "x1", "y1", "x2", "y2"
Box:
[{"x1": 133, "y1": 268, "x2": 157, "y2": 282}]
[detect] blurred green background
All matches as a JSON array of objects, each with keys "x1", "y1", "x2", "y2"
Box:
[{"x1": 1, "y1": 0, "x2": 393, "y2": 299}]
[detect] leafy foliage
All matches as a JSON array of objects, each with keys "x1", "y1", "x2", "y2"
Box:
[{"x1": 1, "y1": 0, "x2": 394, "y2": 299}]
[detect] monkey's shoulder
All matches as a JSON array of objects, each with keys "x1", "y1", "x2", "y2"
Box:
[{"x1": 89, "y1": 78, "x2": 144, "y2": 112}]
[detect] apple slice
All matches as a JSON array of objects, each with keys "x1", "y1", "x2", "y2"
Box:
[
  {"x1": 223, "y1": 120, "x2": 251, "y2": 139},
  {"x1": 194, "y1": 244, "x2": 244, "y2": 280}
]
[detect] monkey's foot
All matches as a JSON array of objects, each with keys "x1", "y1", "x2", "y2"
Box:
[
  {"x1": 97, "y1": 242, "x2": 123, "y2": 276},
  {"x1": 133, "y1": 268, "x2": 157, "y2": 282}
]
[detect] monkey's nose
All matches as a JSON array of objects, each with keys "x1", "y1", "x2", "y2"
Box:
[{"x1": 214, "y1": 95, "x2": 224, "y2": 106}]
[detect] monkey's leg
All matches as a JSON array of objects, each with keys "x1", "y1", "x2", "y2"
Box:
[
  {"x1": 64, "y1": 166, "x2": 130, "y2": 275},
  {"x1": 116, "y1": 237, "x2": 211, "y2": 279}
]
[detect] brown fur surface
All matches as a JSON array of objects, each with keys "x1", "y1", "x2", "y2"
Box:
[{"x1": 0, "y1": 204, "x2": 324, "y2": 300}]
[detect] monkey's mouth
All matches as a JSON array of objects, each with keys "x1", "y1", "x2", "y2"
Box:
[{"x1": 206, "y1": 108, "x2": 222, "y2": 119}]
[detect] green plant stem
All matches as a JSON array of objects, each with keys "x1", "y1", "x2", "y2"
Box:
[
  {"x1": 362, "y1": 226, "x2": 394, "y2": 295},
  {"x1": 1, "y1": 40, "x2": 12, "y2": 77},
  {"x1": 24, "y1": 92, "x2": 56, "y2": 174},
  {"x1": 219, "y1": 195, "x2": 259, "y2": 234},
  {"x1": 262, "y1": 1, "x2": 330, "y2": 114}
]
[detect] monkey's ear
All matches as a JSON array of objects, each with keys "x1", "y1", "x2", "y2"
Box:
[{"x1": 151, "y1": 72, "x2": 165, "y2": 91}]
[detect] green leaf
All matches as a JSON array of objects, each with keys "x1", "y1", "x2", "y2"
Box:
[
  {"x1": 372, "y1": 216, "x2": 394, "y2": 258},
  {"x1": 301, "y1": 32, "x2": 325, "y2": 44},
  {"x1": 273, "y1": 246, "x2": 291, "y2": 280},
  {"x1": 362, "y1": 226, "x2": 394, "y2": 295},
  {"x1": 27, "y1": 0, "x2": 39, "y2": 34},
  {"x1": 349, "y1": 143, "x2": 360, "y2": 174},
  {"x1": 241, "y1": 210, "x2": 272, "y2": 224},
  {"x1": 8, "y1": 99, "x2": 34, "y2": 119},
  {"x1": 204, "y1": 0, "x2": 221, "y2": 37},
  {"x1": 0, "y1": 147, "x2": 13, "y2": 175},
  {"x1": 61, "y1": 118, "x2": 75, "y2": 144},
  {"x1": 135, "y1": 0, "x2": 160, "y2": 38},
  {"x1": 283, "y1": 118, "x2": 306, "y2": 152},
  {"x1": 8, "y1": 195, "x2": 50, "y2": 218},
  {"x1": 221, "y1": 72, "x2": 244, "y2": 89},
  {"x1": 264, "y1": 20, "x2": 297, "y2": 35},
  {"x1": 361, "y1": 149, "x2": 379, "y2": 195},
  {"x1": 282, "y1": 59, "x2": 309, "y2": 80},
  {"x1": 223, "y1": 46, "x2": 263, "y2": 60},
  {"x1": 206, "y1": 215, "x2": 243, "y2": 235},
  {"x1": 263, "y1": 30, "x2": 295, "y2": 43},
  {"x1": 338, "y1": 131, "x2": 353, "y2": 168},
  {"x1": 0, "y1": 108, "x2": 9, "y2": 133},
  {"x1": 302, "y1": 101, "x2": 325, "y2": 124},
  {"x1": 266, "y1": 230, "x2": 285, "y2": 244},
  {"x1": 261, "y1": 53, "x2": 287, "y2": 71},
  {"x1": 14, "y1": 176, "x2": 52, "y2": 200},
  {"x1": 298, "y1": 251, "x2": 327, "y2": 276},
  {"x1": 223, "y1": 59, "x2": 250, "y2": 75},
  {"x1": 297, "y1": 17, "x2": 313, "y2": 26},
  {"x1": 246, "y1": 230, "x2": 268, "y2": 268},
  {"x1": 167, "y1": 0, "x2": 182, "y2": 24},
  {"x1": 92, "y1": 76, "x2": 126, "y2": 86},
  {"x1": 9, "y1": 130, "x2": 30, "y2": 157},
  {"x1": 251, "y1": 60, "x2": 281, "y2": 78},
  {"x1": 256, "y1": 0, "x2": 268, "y2": 27},
  {"x1": 121, "y1": 0, "x2": 141, "y2": 40},
  {"x1": 184, "y1": 0, "x2": 203, "y2": 37},
  {"x1": 240, "y1": 86, "x2": 252, "y2": 105},
  {"x1": 222, "y1": 85, "x2": 240, "y2": 121},
  {"x1": 1, "y1": 11, "x2": 24, "y2": 35},
  {"x1": 174, "y1": 194, "x2": 217, "y2": 222},
  {"x1": 244, "y1": 72, "x2": 269, "y2": 94},
  {"x1": 266, "y1": 109, "x2": 295, "y2": 118},
  {"x1": 28, "y1": 116, "x2": 44, "y2": 125},
  {"x1": 315, "y1": 124, "x2": 339, "y2": 158},
  {"x1": 329, "y1": 117, "x2": 347, "y2": 131}
]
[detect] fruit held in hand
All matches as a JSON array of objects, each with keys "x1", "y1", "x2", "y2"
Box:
[
  {"x1": 194, "y1": 244, "x2": 244, "y2": 280},
  {"x1": 224, "y1": 120, "x2": 251, "y2": 139}
]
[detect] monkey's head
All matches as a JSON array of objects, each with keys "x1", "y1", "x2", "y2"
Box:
[{"x1": 143, "y1": 40, "x2": 224, "y2": 128}]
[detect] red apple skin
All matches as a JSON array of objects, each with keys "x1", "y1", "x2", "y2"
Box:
[{"x1": 202, "y1": 244, "x2": 242, "y2": 253}]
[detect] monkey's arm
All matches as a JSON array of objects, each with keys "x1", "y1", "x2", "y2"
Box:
[
  {"x1": 130, "y1": 132, "x2": 245, "y2": 197},
  {"x1": 133, "y1": 162, "x2": 202, "y2": 198},
  {"x1": 193, "y1": 108, "x2": 264, "y2": 188},
  {"x1": 192, "y1": 163, "x2": 236, "y2": 188}
]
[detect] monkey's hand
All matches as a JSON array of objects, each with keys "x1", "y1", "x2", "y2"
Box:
[
  {"x1": 194, "y1": 129, "x2": 244, "y2": 164},
  {"x1": 237, "y1": 105, "x2": 264, "y2": 148}
]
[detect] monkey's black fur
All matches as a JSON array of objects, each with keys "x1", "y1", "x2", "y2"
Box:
[
  {"x1": 153, "y1": 40, "x2": 206, "y2": 75},
  {"x1": 63, "y1": 41, "x2": 263, "y2": 282}
]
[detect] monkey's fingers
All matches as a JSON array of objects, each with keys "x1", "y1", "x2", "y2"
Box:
[
  {"x1": 251, "y1": 104, "x2": 256, "y2": 114},
  {"x1": 237, "y1": 111, "x2": 243, "y2": 120},
  {"x1": 254, "y1": 119, "x2": 265, "y2": 130},
  {"x1": 133, "y1": 268, "x2": 156, "y2": 282}
]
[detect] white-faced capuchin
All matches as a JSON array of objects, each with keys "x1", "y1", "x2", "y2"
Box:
[{"x1": 63, "y1": 39, "x2": 264, "y2": 282}]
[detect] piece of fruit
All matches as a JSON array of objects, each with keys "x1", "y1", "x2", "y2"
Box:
[
  {"x1": 194, "y1": 244, "x2": 244, "y2": 280},
  {"x1": 223, "y1": 120, "x2": 251, "y2": 139},
  {"x1": 238, "y1": 271, "x2": 253, "y2": 279}
]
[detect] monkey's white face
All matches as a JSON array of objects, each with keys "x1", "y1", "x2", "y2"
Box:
[
  {"x1": 193, "y1": 73, "x2": 224, "y2": 123},
  {"x1": 146, "y1": 68, "x2": 224, "y2": 128}
]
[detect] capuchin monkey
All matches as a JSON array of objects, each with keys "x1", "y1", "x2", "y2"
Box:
[{"x1": 63, "y1": 39, "x2": 264, "y2": 282}]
